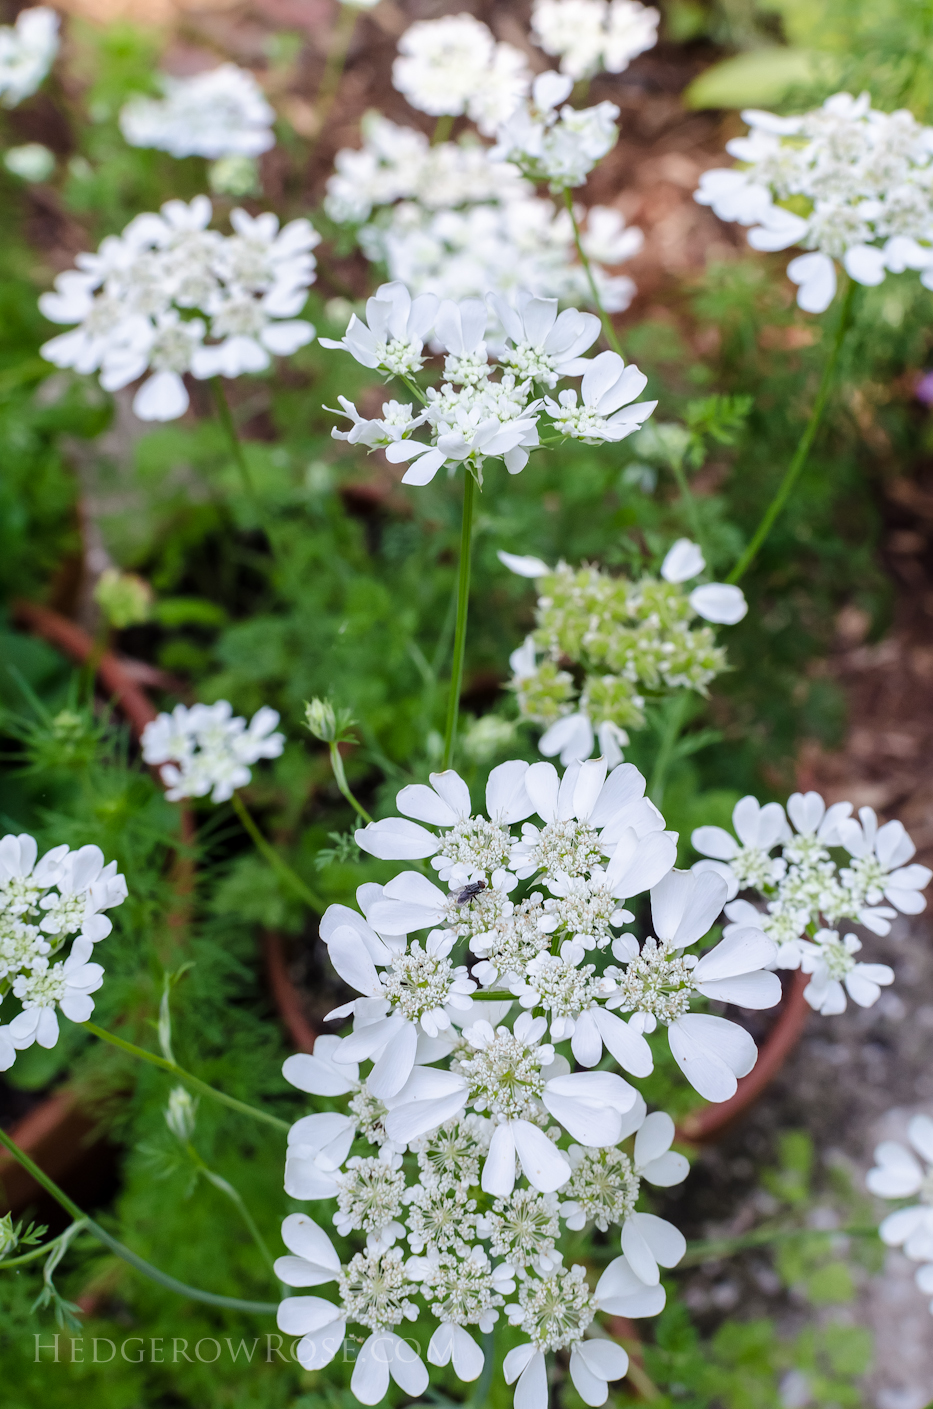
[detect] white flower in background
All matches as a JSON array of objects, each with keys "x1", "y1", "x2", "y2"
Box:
[
  {"x1": 0, "y1": 6, "x2": 58, "y2": 108},
  {"x1": 798, "y1": 929, "x2": 894, "y2": 1014},
  {"x1": 39, "y1": 197, "x2": 318, "y2": 421},
  {"x1": 531, "y1": 0, "x2": 659, "y2": 81},
  {"x1": 694, "y1": 93, "x2": 933, "y2": 312},
  {"x1": 323, "y1": 115, "x2": 640, "y2": 322},
  {"x1": 692, "y1": 794, "x2": 791, "y2": 897},
  {"x1": 4, "y1": 141, "x2": 54, "y2": 182},
  {"x1": 0, "y1": 833, "x2": 126, "y2": 1067},
  {"x1": 392, "y1": 15, "x2": 531, "y2": 137},
  {"x1": 141, "y1": 701, "x2": 285, "y2": 803},
  {"x1": 867, "y1": 1115, "x2": 933, "y2": 1295},
  {"x1": 119, "y1": 64, "x2": 276, "y2": 159},
  {"x1": 491, "y1": 71, "x2": 620, "y2": 192},
  {"x1": 836, "y1": 805, "x2": 932, "y2": 929}
]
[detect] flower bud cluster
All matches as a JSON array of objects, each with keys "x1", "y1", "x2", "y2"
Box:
[
  {"x1": 501, "y1": 539, "x2": 745, "y2": 766},
  {"x1": 0, "y1": 832, "x2": 127, "y2": 1071}
]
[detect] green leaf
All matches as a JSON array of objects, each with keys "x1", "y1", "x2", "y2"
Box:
[{"x1": 684, "y1": 48, "x2": 832, "y2": 110}]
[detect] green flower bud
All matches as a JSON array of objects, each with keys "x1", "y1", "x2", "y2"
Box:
[
  {"x1": 93, "y1": 568, "x2": 153, "y2": 629},
  {"x1": 305, "y1": 697, "x2": 338, "y2": 742}
]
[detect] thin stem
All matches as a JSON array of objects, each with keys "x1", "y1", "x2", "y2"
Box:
[
  {"x1": 398, "y1": 372, "x2": 428, "y2": 407},
  {"x1": 465, "y1": 1326, "x2": 496, "y2": 1409},
  {"x1": 0, "y1": 1127, "x2": 276, "y2": 1314},
  {"x1": 727, "y1": 279, "x2": 856, "y2": 585},
  {"x1": 680, "y1": 1222, "x2": 879, "y2": 1268},
  {"x1": 312, "y1": 4, "x2": 358, "y2": 143},
  {"x1": 82, "y1": 1020, "x2": 290, "y2": 1133},
  {"x1": 328, "y1": 741, "x2": 373, "y2": 823},
  {"x1": 648, "y1": 692, "x2": 690, "y2": 806},
  {"x1": 211, "y1": 377, "x2": 260, "y2": 506},
  {"x1": 564, "y1": 188, "x2": 622, "y2": 356},
  {"x1": 189, "y1": 1148, "x2": 278, "y2": 1281},
  {"x1": 432, "y1": 113, "x2": 454, "y2": 144},
  {"x1": 667, "y1": 454, "x2": 707, "y2": 559},
  {"x1": 0, "y1": 1222, "x2": 87, "y2": 1270},
  {"x1": 441, "y1": 470, "x2": 476, "y2": 770},
  {"x1": 231, "y1": 790, "x2": 325, "y2": 912}
]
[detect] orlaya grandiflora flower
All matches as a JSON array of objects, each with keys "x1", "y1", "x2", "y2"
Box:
[
  {"x1": 559, "y1": 1096, "x2": 689, "y2": 1284},
  {"x1": 276, "y1": 1214, "x2": 429, "y2": 1403},
  {"x1": 487, "y1": 290, "x2": 601, "y2": 387},
  {"x1": 836, "y1": 805, "x2": 932, "y2": 929},
  {"x1": 382, "y1": 1010, "x2": 639, "y2": 1195},
  {"x1": 797, "y1": 929, "x2": 894, "y2": 1015},
  {"x1": 543, "y1": 348, "x2": 656, "y2": 443},
  {"x1": 605, "y1": 868, "x2": 782, "y2": 1102},
  {"x1": 354, "y1": 759, "x2": 534, "y2": 872},
  {"x1": 319, "y1": 280, "x2": 438, "y2": 378},
  {"x1": 867, "y1": 1115, "x2": 933, "y2": 1277},
  {"x1": 503, "y1": 1254, "x2": 666, "y2": 1409},
  {"x1": 691, "y1": 794, "x2": 792, "y2": 899}
]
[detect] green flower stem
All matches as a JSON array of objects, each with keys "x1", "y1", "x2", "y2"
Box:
[
  {"x1": 0, "y1": 1127, "x2": 277, "y2": 1314},
  {"x1": 210, "y1": 376, "x2": 261, "y2": 507},
  {"x1": 667, "y1": 454, "x2": 707, "y2": 559},
  {"x1": 328, "y1": 741, "x2": 373, "y2": 823},
  {"x1": 441, "y1": 469, "x2": 477, "y2": 769},
  {"x1": 0, "y1": 1222, "x2": 88, "y2": 1270},
  {"x1": 313, "y1": 2, "x2": 359, "y2": 141},
  {"x1": 680, "y1": 1222, "x2": 878, "y2": 1268},
  {"x1": 231, "y1": 790, "x2": 325, "y2": 912},
  {"x1": 188, "y1": 1146, "x2": 278, "y2": 1282},
  {"x1": 648, "y1": 692, "x2": 690, "y2": 807},
  {"x1": 82, "y1": 1020, "x2": 290, "y2": 1134},
  {"x1": 563, "y1": 188, "x2": 623, "y2": 357},
  {"x1": 432, "y1": 113, "x2": 454, "y2": 145},
  {"x1": 727, "y1": 278, "x2": 856, "y2": 585}
]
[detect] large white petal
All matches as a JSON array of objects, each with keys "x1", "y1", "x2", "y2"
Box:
[
  {"x1": 692, "y1": 927, "x2": 777, "y2": 981},
  {"x1": 385, "y1": 1090, "x2": 469, "y2": 1143},
  {"x1": 640, "y1": 1150, "x2": 690, "y2": 1187},
  {"x1": 690, "y1": 825, "x2": 738, "y2": 861},
  {"x1": 594, "y1": 1008, "x2": 654, "y2": 1077},
  {"x1": 695, "y1": 971, "x2": 783, "y2": 1009},
  {"x1": 512, "y1": 1118, "x2": 571, "y2": 1191},
  {"x1": 515, "y1": 1350, "x2": 549, "y2": 1409},
  {"x1": 356, "y1": 817, "x2": 440, "y2": 859},
  {"x1": 367, "y1": 1021, "x2": 419, "y2": 1098},
  {"x1": 295, "y1": 1320, "x2": 346, "y2": 1371},
  {"x1": 279, "y1": 1213, "x2": 341, "y2": 1274},
  {"x1": 351, "y1": 1334, "x2": 392, "y2": 1406},
  {"x1": 595, "y1": 1255, "x2": 667, "y2": 1317},
  {"x1": 633, "y1": 1111, "x2": 675, "y2": 1168},
  {"x1": 569, "y1": 1346, "x2": 611, "y2": 1407},
  {"x1": 325, "y1": 926, "x2": 383, "y2": 997},
  {"x1": 689, "y1": 583, "x2": 747, "y2": 625},
  {"x1": 668, "y1": 1014, "x2": 757, "y2": 1101},
  {"x1": 482, "y1": 1121, "x2": 518, "y2": 1196},
  {"x1": 878, "y1": 1205, "x2": 929, "y2": 1246},
  {"x1": 428, "y1": 769, "x2": 472, "y2": 819},
  {"x1": 589, "y1": 763, "x2": 647, "y2": 827},
  {"x1": 504, "y1": 1343, "x2": 538, "y2": 1384},
  {"x1": 277, "y1": 1295, "x2": 342, "y2": 1336},
  {"x1": 909, "y1": 1116, "x2": 933, "y2": 1166},
  {"x1": 386, "y1": 1332, "x2": 430, "y2": 1396},
  {"x1": 543, "y1": 1090, "x2": 622, "y2": 1147},
  {"x1": 867, "y1": 1142, "x2": 923, "y2": 1198},
  {"x1": 282, "y1": 1048, "x2": 358, "y2": 1096},
  {"x1": 573, "y1": 1339, "x2": 629, "y2": 1402},
  {"x1": 486, "y1": 759, "x2": 533, "y2": 823},
  {"x1": 628, "y1": 1211, "x2": 686, "y2": 1267}
]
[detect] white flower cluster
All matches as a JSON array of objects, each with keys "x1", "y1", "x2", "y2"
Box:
[
  {"x1": 0, "y1": 832, "x2": 126, "y2": 1069},
  {"x1": 322, "y1": 283, "x2": 656, "y2": 486},
  {"x1": 141, "y1": 701, "x2": 285, "y2": 804},
  {"x1": 692, "y1": 791, "x2": 931, "y2": 1015},
  {"x1": 867, "y1": 1114, "x2": 933, "y2": 1316},
  {"x1": 392, "y1": 14, "x2": 531, "y2": 137},
  {"x1": 39, "y1": 197, "x2": 318, "y2": 422},
  {"x1": 502, "y1": 539, "x2": 747, "y2": 767},
  {"x1": 119, "y1": 64, "x2": 276, "y2": 160},
  {"x1": 325, "y1": 115, "x2": 640, "y2": 323},
  {"x1": 531, "y1": 0, "x2": 659, "y2": 81},
  {"x1": 276, "y1": 756, "x2": 783, "y2": 1406},
  {"x1": 491, "y1": 71, "x2": 621, "y2": 194},
  {"x1": 0, "y1": 6, "x2": 58, "y2": 109},
  {"x1": 695, "y1": 92, "x2": 933, "y2": 313}
]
